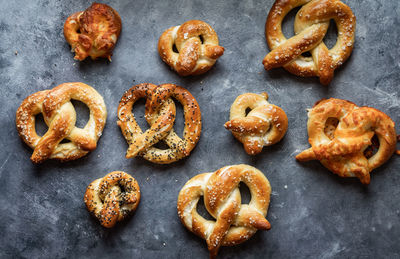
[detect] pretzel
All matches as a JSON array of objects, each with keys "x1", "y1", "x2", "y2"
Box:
[
  {"x1": 177, "y1": 164, "x2": 271, "y2": 258},
  {"x1": 16, "y1": 82, "x2": 107, "y2": 163},
  {"x1": 224, "y1": 92, "x2": 288, "y2": 155},
  {"x1": 296, "y1": 98, "x2": 399, "y2": 184},
  {"x1": 84, "y1": 171, "x2": 140, "y2": 228},
  {"x1": 263, "y1": 0, "x2": 356, "y2": 85},
  {"x1": 64, "y1": 3, "x2": 122, "y2": 61},
  {"x1": 117, "y1": 83, "x2": 202, "y2": 164},
  {"x1": 158, "y1": 20, "x2": 224, "y2": 76}
]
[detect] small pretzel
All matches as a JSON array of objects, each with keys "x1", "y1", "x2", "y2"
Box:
[
  {"x1": 117, "y1": 83, "x2": 202, "y2": 164},
  {"x1": 16, "y1": 82, "x2": 107, "y2": 163},
  {"x1": 296, "y1": 98, "x2": 398, "y2": 184},
  {"x1": 224, "y1": 92, "x2": 288, "y2": 155},
  {"x1": 84, "y1": 171, "x2": 140, "y2": 228},
  {"x1": 177, "y1": 164, "x2": 271, "y2": 258},
  {"x1": 158, "y1": 20, "x2": 224, "y2": 76},
  {"x1": 64, "y1": 3, "x2": 122, "y2": 61},
  {"x1": 263, "y1": 0, "x2": 356, "y2": 85}
]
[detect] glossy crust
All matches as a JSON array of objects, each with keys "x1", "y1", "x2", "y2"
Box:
[
  {"x1": 224, "y1": 92, "x2": 288, "y2": 155},
  {"x1": 16, "y1": 82, "x2": 107, "y2": 163},
  {"x1": 64, "y1": 3, "x2": 122, "y2": 61},
  {"x1": 84, "y1": 171, "x2": 140, "y2": 228},
  {"x1": 263, "y1": 0, "x2": 356, "y2": 85},
  {"x1": 296, "y1": 98, "x2": 398, "y2": 184},
  {"x1": 158, "y1": 20, "x2": 224, "y2": 76},
  {"x1": 117, "y1": 83, "x2": 202, "y2": 164},
  {"x1": 177, "y1": 164, "x2": 271, "y2": 258}
]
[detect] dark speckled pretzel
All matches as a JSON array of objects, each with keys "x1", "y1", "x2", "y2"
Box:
[{"x1": 117, "y1": 83, "x2": 202, "y2": 164}]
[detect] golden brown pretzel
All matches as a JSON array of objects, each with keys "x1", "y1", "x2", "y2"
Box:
[
  {"x1": 177, "y1": 164, "x2": 271, "y2": 258},
  {"x1": 158, "y1": 20, "x2": 224, "y2": 76},
  {"x1": 224, "y1": 92, "x2": 288, "y2": 155},
  {"x1": 263, "y1": 0, "x2": 356, "y2": 85},
  {"x1": 64, "y1": 3, "x2": 122, "y2": 61},
  {"x1": 296, "y1": 98, "x2": 398, "y2": 184},
  {"x1": 117, "y1": 83, "x2": 202, "y2": 164},
  {"x1": 16, "y1": 82, "x2": 107, "y2": 163},
  {"x1": 84, "y1": 171, "x2": 140, "y2": 228}
]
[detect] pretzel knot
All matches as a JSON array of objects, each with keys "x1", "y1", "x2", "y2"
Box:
[
  {"x1": 117, "y1": 83, "x2": 202, "y2": 164},
  {"x1": 84, "y1": 171, "x2": 140, "y2": 228},
  {"x1": 64, "y1": 3, "x2": 122, "y2": 61},
  {"x1": 177, "y1": 164, "x2": 271, "y2": 258},
  {"x1": 263, "y1": 0, "x2": 356, "y2": 85},
  {"x1": 225, "y1": 93, "x2": 288, "y2": 155},
  {"x1": 158, "y1": 20, "x2": 224, "y2": 76},
  {"x1": 16, "y1": 82, "x2": 107, "y2": 163},
  {"x1": 296, "y1": 98, "x2": 398, "y2": 184}
]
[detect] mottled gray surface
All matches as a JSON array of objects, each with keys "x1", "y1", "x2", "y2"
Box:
[{"x1": 0, "y1": 0, "x2": 399, "y2": 258}]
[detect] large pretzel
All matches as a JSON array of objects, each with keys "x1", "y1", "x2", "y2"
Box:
[
  {"x1": 224, "y1": 92, "x2": 288, "y2": 155},
  {"x1": 84, "y1": 171, "x2": 140, "y2": 228},
  {"x1": 296, "y1": 98, "x2": 398, "y2": 184},
  {"x1": 263, "y1": 0, "x2": 356, "y2": 85},
  {"x1": 64, "y1": 3, "x2": 122, "y2": 61},
  {"x1": 158, "y1": 20, "x2": 224, "y2": 76},
  {"x1": 177, "y1": 164, "x2": 271, "y2": 258},
  {"x1": 117, "y1": 83, "x2": 202, "y2": 164},
  {"x1": 16, "y1": 82, "x2": 107, "y2": 163}
]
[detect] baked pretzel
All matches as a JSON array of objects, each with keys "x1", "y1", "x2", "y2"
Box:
[
  {"x1": 296, "y1": 98, "x2": 399, "y2": 184},
  {"x1": 263, "y1": 0, "x2": 356, "y2": 85},
  {"x1": 177, "y1": 164, "x2": 271, "y2": 258},
  {"x1": 224, "y1": 92, "x2": 288, "y2": 155},
  {"x1": 84, "y1": 171, "x2": 140, "y2": 228},
  {"x1": 158, "y1": 20, "x2": 224, "y2": 76},
  {"x1": 64, "y1": 3, "x2": 122, "y2": 61},
  {"x1": 16, "y1": 82, "x2": 107, "y2": 163},
  {"x1": 117, "y1": 83, "x2": 202, "y2": 164}
]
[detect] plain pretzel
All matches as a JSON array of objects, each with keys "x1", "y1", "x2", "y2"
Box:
[
  {"x1": 16, "y1": 82, "x2": 107, "y2": 163},
  {"x1": 296, "y1": 98, "x2": 398, "y2": 184},
  {"x1": 263, "y1": 0, "x2": 356, "y2": 85},
  {"x1": 177, "y1": 164, "x2": 271, "y2": 258},
  {"x1": 158, "y1": 20, "x2": 224, "y2": 76},
  {"x1": 117, "y1": 83, "x2": 202, "y2": 164}
]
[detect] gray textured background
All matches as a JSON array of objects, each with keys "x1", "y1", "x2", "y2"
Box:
[{"x1": 0, "y1": 0, "x2": 399, "y2": 258}]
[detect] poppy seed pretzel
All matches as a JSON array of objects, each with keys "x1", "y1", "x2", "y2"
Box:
[
  {"x1": 84, "y1": 171, "x2": 140, "y2": 228},
  {"x1": 177, "y1": 164, "x2": 271, "y2": 259},
  {"x1": 263, "y1": 0, "x2": 356, "y2": 85},
  {"x1": 296, "y1": 98, "x2": 398, "y2": 184},
  {"x1": 64, "y1": 3, "x2": 122, "y2": 61},
  {"x1": 117, "y1": 83, "x2": 202, "y2": 164},
  {"x1": 225, "y1": 92, "x2": 288, "y2": 155},
  {"x1": 16, "y1": 82, "x2": 107, "y2": 163},
  {"x1": 158, "y1": 20, "x2": 224, "y2": 76}
]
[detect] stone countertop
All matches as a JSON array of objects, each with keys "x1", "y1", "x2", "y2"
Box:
[{"x1": 0, "y1": 0, "x2": 399, "y2": 258}]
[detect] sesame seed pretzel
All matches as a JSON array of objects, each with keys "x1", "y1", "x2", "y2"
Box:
[
  {"x1": 263, "y1": 0, "x2": 356, "y2": 85},
  {"x1": 64, "y1": 3, "x2": 122, "y2": 61},
  {"x1": 117, "y1": 83, "x2": 202, "y2": 164},
  {"x1": 84, "y1": 171, "x2": 140, "y2": 228},
  {"x1": 224, "y1": 92, "x2": 288, "y2": 155},
  {"x1": 177, "y1": 164, "x2": 271, "y2": 258},
  {"x1": 296, "y1": 98, "x2": 399, "y2": 184},
  {"x1": 16, "y1": 82, "x2": 107, "y2": 163},
  {"x1": 158, "y1": 20, "x2": 224, "y2": 76}
]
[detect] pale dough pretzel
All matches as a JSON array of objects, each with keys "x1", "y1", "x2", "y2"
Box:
[
  {"x1": 16, "y1": 82, "x2": 107, "y2": 163},
  {"x1": 296, "y1": 98, "x2": 398, "y2": 184},
  {"x1": 225, "y1": 92, "x2": 288, "y2": 155},
  {"x1": 177, "y1": 164, "x2": 271, "y2": 258},
  {"x1": 158, "y1": 20, "x2": 224, "y2": 76},
  {"x1": 84, "y1": 171, "x2": 140, "y2": 228},
  {"x1": 263, "y1": 0, "x2": 356, "y2": 85},
  {"x1": 64, "y1": 3, "x2": 122, "y2": 61},
  {"x1": 117, "y1": 83, "x2": 202, "y2": 164}
]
